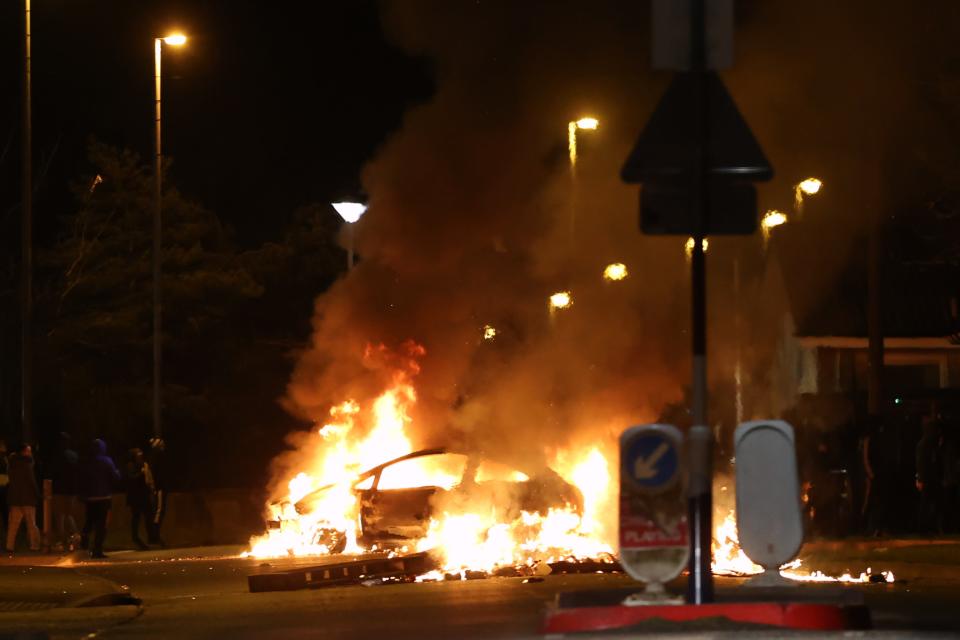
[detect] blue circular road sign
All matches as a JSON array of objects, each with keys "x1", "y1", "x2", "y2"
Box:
[{"x1": 623, "y1": 429, "x2": 681, "y2": 493}]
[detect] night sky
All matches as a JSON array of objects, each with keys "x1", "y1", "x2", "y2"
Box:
[
  {"x1": 4, "y1": 1, "x2": 960, "y2": 485},
  {"x1": 0, "y1": 0, "x2": 433, "y2": 245}
]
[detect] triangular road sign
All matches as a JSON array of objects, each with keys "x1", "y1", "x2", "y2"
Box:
[{"x1": 622, "y1": 72, "x2": 773, "y2": 183}]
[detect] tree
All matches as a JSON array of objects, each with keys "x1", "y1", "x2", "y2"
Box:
[{"x1": 36, "y1": 141, "x2": 263, "y2": 465}]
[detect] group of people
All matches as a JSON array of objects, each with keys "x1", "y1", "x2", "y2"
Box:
[
  {"x1": 765, "y1": 395, "x2": 960, "y2": 538},
  {"x1": 0, "y1": 435, "x2": 168, "y2": 559},
  {"x1": 857, "y1": 412, "x2": 960, "y2": 536}
]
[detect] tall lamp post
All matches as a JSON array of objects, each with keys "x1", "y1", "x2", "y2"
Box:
[
  {"x1": 794, "y1": 176, "x2": 822, "y2": 218},
  {"x1": 21, "y1": 0, "x2": 32, "y2": 443},
  {"x1": 734, "y1": 180, "x2": 821, "y2": 425},
  {"x1": 567, "y1": 117, "x2": 598, "y2": 240},
  {"x1": 153, "y1": 33, "x2": 186, "y2": 440},
  {"x1": 332, "y1": 201, "x2": 368, "y2": 270}
]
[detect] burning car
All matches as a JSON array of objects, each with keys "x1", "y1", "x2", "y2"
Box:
[{"x1": 264, "y1": 447, "x2": 583, "y2": 555}]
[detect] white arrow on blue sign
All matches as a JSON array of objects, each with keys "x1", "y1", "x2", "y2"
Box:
[{"x1": 622, "y1": 425, "x2": 682, "y2": 493}]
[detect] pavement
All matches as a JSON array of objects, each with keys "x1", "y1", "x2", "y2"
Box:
[
  {"x1": 0, "y1": 536, "x2": 957, "y2": 603},
  {"x1": 795, "y1": 537, "x2": 960, "y2": 584},
  {"x1": 0, "y1": 539, "x2": 957, "y2": 638}
]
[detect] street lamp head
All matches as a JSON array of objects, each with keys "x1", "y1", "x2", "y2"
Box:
[
  {"x1": 575, "y1": 117, "x2": 599, "y2": 130},
  {"x1": 797, "y1": 177, "x2": 822, "y2": 195},
  {"x1": 684, "y1": 237, "x2": 709, "y2": 258},
  {"x1": 761, "y1": 209, "x2": 788, "y2": 230},
  {"x1": 603, "y1": 262, "x2": 628, "y2": 281},
  {"x1": 549, "y1": 290, "x2": 573, "y2": 311},
  {"x1": 332, "y1": 201, "x2": 368, "y2": 223},
  {"x1": 163, "y1": 34, "x2": 187, "y2": 46}
]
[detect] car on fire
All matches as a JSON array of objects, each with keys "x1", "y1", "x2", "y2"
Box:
[{"x1": 267, "y1": 447, "x2": 584, "y2": 553}]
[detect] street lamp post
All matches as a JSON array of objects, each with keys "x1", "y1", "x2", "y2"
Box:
[
  {"x1": 21, "y1": 0, "x2": 32, "y2": 444},
  {"x1": 332, "y1": 201, "x2": 368, "y2": 270},
  {"x1": 567, "y1": 117, "x2": 598, "y2": 241},
  {"x1": 153, "y1": 33, "x2": 186, "y2": 440},
  {"x1": 794, "y1": 177, "x2": 822, "y2": 217}
]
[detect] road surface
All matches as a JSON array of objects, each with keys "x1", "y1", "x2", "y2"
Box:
[{"x1": 0, "y1": 549, "x2": 957, "y2": 638}]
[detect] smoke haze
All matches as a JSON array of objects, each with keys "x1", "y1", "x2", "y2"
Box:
[{"x1": 275, "y1": 0, "x2": 960, "y2": 485}]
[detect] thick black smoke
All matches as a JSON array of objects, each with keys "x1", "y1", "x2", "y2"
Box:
[{"x1": 281, "y1": 0, "x2": 960, "y2": 474}]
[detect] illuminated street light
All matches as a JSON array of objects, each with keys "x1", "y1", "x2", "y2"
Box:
[
  {"x1": 794, "y1": 176, "x2": 823, "y2": 215},
  {"x1": 482, "y1": 325, "x2": 497, "y2": 341},
  {"x1": 332, "y1": 201, "x2": 368, "y2": 270},
  {"x1": 152, "y1": 31, "x2": 188, "y2": 440},
  {"x1": 549, "y1": 290, "x2": 573, "y2": 311},
  {"x1": 603, "y1": 262, "x2": 628, "y2": 281},
  {"x1": 332, "y1": 201, "x2": 368, "y2": 223},
  {"x1": 761, "y1": 209, "x2": 788, "y2": 242},
  {"x1": 798, "y1": 177, "x2": 822, "y2": 195},
  {"x1": 567, "y1": 116, "x2": 599, "y2": 242},
  {"x1": 568, "y1": 116, "x2": 599, "y2": 166},
  {"x1": 575, "y1": 117, "x2": 598, "y2": 130},
  {"x1": 684, "y1": 237, "x2": 709, "y2": 260}
]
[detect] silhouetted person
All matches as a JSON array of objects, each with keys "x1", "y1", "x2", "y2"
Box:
[
  {"x1": 125, "y1": 448, "x2": 154, "y2": 550},
  {"x1": 916, "y1": 416, "x2": 943, "y2": 534},
  {"x1": 147, "y1": 438, "x2": 168, "y2": 546},
  {"x1": 942, "y1": 423, "x2": 960, "y2": 533},
  {"x1": 863, "y1": 415, "x2": 898, "y2": 536},
  {"x1": 0, "y1": 440, "x2": 9, "y2": 537},
  {"x1": 78, "y1": 439, "x2": 120, "y2": 559},
  {"x1": 6, "y1": 444, "x2": 40, "y2": 552},
  {"x1": 49, "y1": 432, "x2": 80, "y2": 551}
]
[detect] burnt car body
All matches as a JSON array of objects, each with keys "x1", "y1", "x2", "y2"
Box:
[{"x1": 274, "y1": 447, "x2": 583, "y2": 552}]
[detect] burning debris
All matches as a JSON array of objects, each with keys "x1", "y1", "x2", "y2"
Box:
[
  {"x1": 248, "y1": 359, "x2": 893, "y2": 588},
  {"x1": 712, "y1": 504, "x2": 895, "y2": 585},
  {"x1": 246, "y1": 346, "x2": 616, "y2": 577}
]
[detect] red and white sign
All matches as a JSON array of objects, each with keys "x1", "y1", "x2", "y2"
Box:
[{"x1": 619, "y1": 496, "x2": 688, "y2": 549}]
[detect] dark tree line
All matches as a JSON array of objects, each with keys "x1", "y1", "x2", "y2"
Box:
[{"x1": 1, "y1": 141, "x2": 347, "y2": 489}]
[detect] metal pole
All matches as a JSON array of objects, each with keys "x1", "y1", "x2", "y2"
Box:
[
  {"x1": 734, "y1": 257, "x2": 743, "y2": 425},
  {"x1": 569, "y1": 123, "x2": 578, "y2": 244},
  {"x1": 153, "y1": 39, "x2": 163, "y2": 439},
  {"x1": 42, "y1": 478, "x2": 51, "y2": 552},
  {"x1": 347, "y1": 223, "x2": 355, "y2": 271},
  {"x1": 20, "y1": 0, "x2": 33, "y2": 445},
  {"x1": 867, "y1": 219, "x2": 883, "y2": 415},
  {"x1": 687, "y1": 0, "x2": 714, "y2": 604}
]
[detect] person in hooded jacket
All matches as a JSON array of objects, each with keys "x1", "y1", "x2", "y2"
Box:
[
  {"x1": 78, "y1": 439, "x2": 120, "y2": 559},
  {"x1": 49, "y1": 432, "x2": 80, "y2": 550}
]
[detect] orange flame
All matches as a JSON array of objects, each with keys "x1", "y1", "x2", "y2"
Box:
[{"x1": 245, "y1": 348, "x2": 615, "y2": 571}]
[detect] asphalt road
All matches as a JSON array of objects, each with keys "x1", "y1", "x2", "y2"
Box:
[{"x1": 1, "y1": 551, "x2": 959, "y2": 639}]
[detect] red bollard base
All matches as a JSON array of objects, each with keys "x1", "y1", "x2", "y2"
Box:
[{"x1": 543, "y1": 601, "x2": 870, "y2": 634}]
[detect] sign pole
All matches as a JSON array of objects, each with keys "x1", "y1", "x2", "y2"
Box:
[
  {"x1": 626, "y1": 0, "x2": 770, "y2": 604},
  {"x1": 686, "y1": 0, "x2": 714, "y2": 604}
]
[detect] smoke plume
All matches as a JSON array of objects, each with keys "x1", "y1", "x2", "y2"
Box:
[{"x1": 277, "y1": 0, "x2": 958, "y2": 484}]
